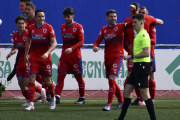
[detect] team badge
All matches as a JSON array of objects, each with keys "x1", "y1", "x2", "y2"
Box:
[
  {"x1": 74, "y1": 64, "x2": 78, "y2": 68},
  {"x1": 50, "y1": 30, "x2": 55, "y2": 34},
  {"x1": 114, "y1": 27, "x2": 118, "y2": 31},
  {"x1": 23, "y1": 37, "x2": 27, "y2": 41},
  {"x1": 73, "y1": 28, "x2": 77, "y2": 32},
  {"x1": 43, "y1": 29, "x2": 47, "y2": 33},
  {"x1": 113, "y1": 63, "x2": 117, "y2": 68}
]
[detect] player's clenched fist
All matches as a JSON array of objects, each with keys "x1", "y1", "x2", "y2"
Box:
[
  {"x1": 64, "y1": 48, "x2": 73, "y2": 54},
  {"x1": 93, "y1": 47, "x2": 99, "y2": 52}
]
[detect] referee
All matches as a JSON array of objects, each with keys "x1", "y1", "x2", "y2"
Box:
[{"x1": 117, "y1": 13, "x2": 156, "y2": 120}]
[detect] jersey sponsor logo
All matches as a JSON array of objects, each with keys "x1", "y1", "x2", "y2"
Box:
[
  {"x1": 80, "y1": 29, "x2": 84, "y2": 33},
  {"x1": 104, "y1": 33, "x2": 116, "y2": 40},
  {"x1": 113, "y1": 63, "x2": 117, "y2": 68},
  {"x1": 23, "y1": 37, "x2": 27, "y2": 41},
  {"x1": 47, "y1": 65, "x2": 51, "y2": 69},
  {"x1": 16, "y1": 43, "x2": 24, "y2": 47},
  {"x1": 63, "y1": 33, "x2": 75, "y2": 38},
  {"x1": 32, "y1": 34, "x2": 46, "y2": 40},
  {"x1": 43, "y1": 29, "x2": 47, "y2": 33},
  {"x1": 73, "y1": 28, "x2": 77, "y2": 32},
  {"x1": 114, "y1": 27, "x2": 118, "y2": 31}
]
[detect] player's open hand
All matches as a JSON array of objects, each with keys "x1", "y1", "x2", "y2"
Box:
[
  {"x1": 93, "y1": 47, "x2": 99, "y2": 52},
  {"x1": 64, "y1": 48, "x2": 73, "y2": 54},
  {"x1": 6, "y1": 53, "x2": 12, "y2": 60},
  {"x1": 42, "y1": 53, "x2": 48, "y2": 59},
  {"x1": 123, "y1": 55, "x2": 131, "y2": 60}
]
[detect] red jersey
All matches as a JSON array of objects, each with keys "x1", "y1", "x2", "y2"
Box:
[
  {"x1": 60, "y1": 22, "x2": 84, "y2": 60},
  {"x1": 149, "y1": 25, "x2": 156, "y2": 57},
  {"x1": 26, "y1": 17, "x2": 36, "y2": 28},
  {"x1": 28, "y1": 22, "x2": 56, "y2": 61},
  {"x1": 94, "y1": 23, "x2": 128, "y2": 59},
  {"x1": 125, "y1": 15, "x2": 156, "y2": 54},
  {"x1": 13, "y1": 30, "x2": 28, "y2": 68}
]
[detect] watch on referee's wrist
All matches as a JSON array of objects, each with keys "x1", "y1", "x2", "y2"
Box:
[{"x1": 131, "y1": 54, "x2": 134, "y2": 59}]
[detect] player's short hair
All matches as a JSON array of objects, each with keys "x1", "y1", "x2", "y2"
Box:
[
  {"x1": 35, "y1": 9, "x2": 45, "y2": 16},
  {"x1": 26, "y1": 2, "x2": 36, "y2": 9},
  {"x1": 63, "y1": 7, "x2": 74, "y2": 15},
  {"x1": 140, "y1": 6, "x2": 148, "y2": 12},
  {"x1": 20, "y1": 0, "x2": 30, "y2": 2},
  {"x1": 106, "y1": 9, "x2": 117, "y2": 16},
  {"x1": 15, "y1": 15, "x2": 26, "y2": 24},
  {"x1": 130, "y1": 2, "x2": 140, "y2": 11},
  {"x1": 132, "y1": 13, "x2": 144, "y2": 22}
]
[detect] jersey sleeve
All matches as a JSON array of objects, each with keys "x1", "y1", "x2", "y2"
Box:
[
  {"x1": 142, "y1": 34, "x2": 150, "y2": 48},
  {"x1": 149, "y1": 25, "x2": 156, "y2": 45},
  {"x1": 48, "y1": 25, "x2": 56, "y2": 38},
  {"x1": 93, "y1": 28, "x2": 104, "y2": 47},
  {"x1": 12, "y1": 33, "x2": 15, "y2": 44},
  {"x1": 148, "y1": 15, "x2": 157, "y2": 25},
  {"x1": 27, "y1": 27, "x2": 32, "y2": 38},
  {"x1": 71, "y1": 25, "x2": 84, "y2": 50}
]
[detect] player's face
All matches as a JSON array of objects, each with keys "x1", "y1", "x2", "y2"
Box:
[
  {"x1": 64, "y1": 15, "x2": 74, "y2": 24},
  {"x1": 16, "y1": 20, "x2": 26, "y2": 31},
  {"x1": 19, "y1": 2, "x2": 26, "y2": 13},
  {"x1": 139, "y1": 9, "x2": 148, "y2": 15},
  {"x1": 106, "y1": 13, "x2": 117, "y2": 26},
  {"x1": 132, "y1": 18, "x2": 142, "y2": 31},
  {"x1": 26, "y1": 6, "x2": 35, "y2": 17},
  {"x1": 35, "y1": 12, "x2": 45, "y2": 25}
]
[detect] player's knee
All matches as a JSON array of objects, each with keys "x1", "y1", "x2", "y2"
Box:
[{"x1": 109, "y1": 75, "x2": 116, "y2": 80}]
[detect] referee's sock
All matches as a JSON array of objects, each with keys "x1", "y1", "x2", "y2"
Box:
[
  {"x1": 145, "y1": 98, "x2": 156, "y2": 120},
  {"x1": 118, "y1": 98, "x2": 131, "y2": 120}
]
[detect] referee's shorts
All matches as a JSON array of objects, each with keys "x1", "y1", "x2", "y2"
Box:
[{"x1": 127, "y1": 62, "x2": 151, "y2": 88}]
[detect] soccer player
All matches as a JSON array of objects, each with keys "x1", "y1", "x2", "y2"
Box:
[
  {"x1": 24, "y1": 9, "x2": 57, "y2": 110},
  {"x1": 55, "y1": 7, "x2": 85, "y2": 104},
  {"x1": 93, "y1": 9, "x2": 133, "y2": 111},
  {"x1": 6, "y1": 16, "x2": 29, "y2": 105},
  {"x1": 124, "y1": 2, "x2": 163, "y2": 106},
  {"x1": 25, "y1": 1, "x2": 47, "y2": 103},
  {"x1": 139, "y1": 6, "x2": 157, "y2": 103},
  {"x1": 117, "y1": 13, "x2": 156, "y2": 120},
  {"x1": 19, "y1": 0, "x2": 30, "y2": 18}
]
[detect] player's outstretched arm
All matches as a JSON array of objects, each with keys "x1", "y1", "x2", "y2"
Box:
[
  {"x1": 42, "y1": 37, "x2": 57, "y2": 59},
  {"x1": 6, "y1": 44, "x2": 17, "y2": 60},
  {"x1": 155, "y1": 18, "x2": 163, "y2": 25}
]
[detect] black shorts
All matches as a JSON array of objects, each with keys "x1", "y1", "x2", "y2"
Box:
[{"x1": 127, "y1": 62, "x2": 151, "y2": 88}]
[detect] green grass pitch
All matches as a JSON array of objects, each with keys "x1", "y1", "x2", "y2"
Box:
[{"x1": 0, "y1": 97, "x2": 180, "y2": 120}]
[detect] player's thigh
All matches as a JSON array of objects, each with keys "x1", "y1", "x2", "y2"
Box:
[
  {"x1": 127, "y1": 59, "x2": 133, "y2": 74},
  {"x1": 138, "y1": 88, "x2": 151, "y2": 101},
  {"x1": 39, "y1": 61, "x2": 52, "y2": 77},
  {"x1": 69, "y1": 58, "x2": 83, "y2": 75},
  {"x1": 123, "y1": 84, "x2": 135, "y2": 98},
  {"x1": 58, "y1": 59, "x2": 71, "y2": 74}
]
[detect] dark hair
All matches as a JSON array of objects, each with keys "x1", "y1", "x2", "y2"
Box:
[
  {"x1": 20, "y1": 0, "x2": 30, "y2": 2},
  {"x1": 26, "y1": 2, "x2": 36, "y2": 9},
  {"x1": 63, "y1": 7, "x2": 74, "y2": 15},
  {"x1": 106, "y1": 9, "x2": 117, "y2": 16},
  {"x1": 15, "y1": 15, "x2": 26, "y2": 24},
  {"x1": 130, "y1": 2, "x2": 140, "y2": 11},
  {"x1": 140, "y1": 6, "x2": 148, "y2": 12},
  {"x1": 132, "y1": 13, "x2": 144, "y2": 21},
  {"x1": 35, "y1": 9, "x2": 45, "y2": 16}
]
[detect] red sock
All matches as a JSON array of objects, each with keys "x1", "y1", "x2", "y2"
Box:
[
  {"x1": 115, "y1": 82, "x2": 124, "y2": 102},
  {"x1": 135, "y1": 88, "x2": 144, "y2": 102},
  {"x1": 48, "y1": 82, "x2": 55, "y2": 98},
  {"x1": 55, "y1": 72, "x2": 66, "y2": 96},
  {"x1": 42, "y1": 81, "x2": 48, "y2": 91},
  {"x1": 28, "y1": 83, "x2": 35, "y2": 102},
  {"x1": 22, "y1": 90, "x2": 29, "y2": 101},
  {"x1": 36, "y1": 75, "x2": 43, "y2": 84},
  {"x1": 124, "y1": 76, "x2": 129, "y2": 89},
  {"x1": 35, "y1": 85, "x2": 42, "y2": 93},
  {"x1": 107, "y1": 79, "x2": 116, "y2": 106},
  {"x1": 75, "y1": 75, "x2": 85, "y2": 97},
  {"x1": 149, "y1": 81, "x2": 156, "y2": 100}
]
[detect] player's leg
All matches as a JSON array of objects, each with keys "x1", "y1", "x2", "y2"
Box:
[
  {"x1": 118, "y1": 84, "x2": 135, "y2": 120},
  {"x1": 55, "y1": 59, "x2": 68, "y2": 104},
  {"x1": 21, "y1": 77, "x2": 29, "y2": 106},
  {"x1": 149, "y1": 56, "x2": 156, "y2": 102}
]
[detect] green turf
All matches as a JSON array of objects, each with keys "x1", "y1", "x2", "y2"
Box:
[{"x1": 0, "y1": 97, "x2": 180, "y2": 120}]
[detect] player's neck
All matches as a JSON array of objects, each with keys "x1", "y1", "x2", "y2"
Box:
[
  {"x1": 136, "y1": 26, "x2": 143, "y2": 34},
  {"x1": 36, "y1": 22, "x2": 44, "y2": 28},
  {"x1": 67, "y1": 20, "x2": 74, "y2": 26},
  {"x1": 18, "y1": 30, "x2": 25, "y2": 36},
  {"x1": 28, "y1": 15, "x2": 35, "y2": 21}
]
